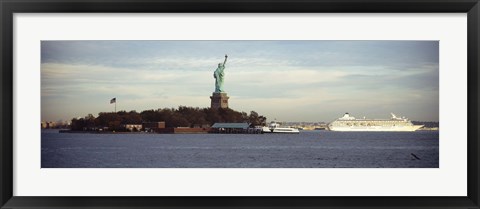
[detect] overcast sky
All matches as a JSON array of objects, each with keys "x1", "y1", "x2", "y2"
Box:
[{"x1": 41, "y1": 41, "x2": 439, "y2": 122}]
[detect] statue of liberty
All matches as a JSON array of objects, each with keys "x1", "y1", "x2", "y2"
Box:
[{"x1": 213, "y1": 54, "x2": 228, "y2": 92}]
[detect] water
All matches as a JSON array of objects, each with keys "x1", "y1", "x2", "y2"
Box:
[{"x1": 41, "y1": 130, "x2": 439, "y2": 168}]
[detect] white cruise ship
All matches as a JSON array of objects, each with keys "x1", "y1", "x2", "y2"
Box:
[{"x1": 327, "y1": 113, "x2": 423, "y2": 132}]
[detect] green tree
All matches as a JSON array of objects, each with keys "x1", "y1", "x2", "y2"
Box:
[
  {"x1": 70, "y1": 118, "x2": 85, "y2": 131},
  {"x1": 95, "y1": 112, "x2": 123, "y2": 131},
  {"x1": 248, "y1": 111, "x2": 267, "y2": 126}
]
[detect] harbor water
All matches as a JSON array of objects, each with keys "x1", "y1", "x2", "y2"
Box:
[{"x1": 41, "y1": 129, "x2": 439, "y2": 168}]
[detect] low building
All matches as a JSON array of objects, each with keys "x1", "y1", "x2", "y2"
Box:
[
  {"x1": 155, "y1": 127, "x2": 211, "y2": 134},
  {"x1": 142, "y1": 122, "x2": 166, "y2": 132},
  {"x1": 210, "y1": 123, "x2": 250, "y2": 133},
  {"x1": 124, "y1": 124, "x2": 142, "y2": 132}
]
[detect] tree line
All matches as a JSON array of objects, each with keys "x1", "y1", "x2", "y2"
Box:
[{"x1": 70, "y1": 106, "x2": 267, "y2": 131}]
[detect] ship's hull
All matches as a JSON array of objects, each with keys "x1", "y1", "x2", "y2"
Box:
[
  {"x1": 262, "y1": 127, "x2": 300, "y2": 133},
  {"x1": 328, "y1": 125, "x2": 423, "y2": 132}
]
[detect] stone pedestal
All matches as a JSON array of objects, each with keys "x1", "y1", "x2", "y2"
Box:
[{"x1": 210, "y1": 92, "x2": 229, "y2": 109}]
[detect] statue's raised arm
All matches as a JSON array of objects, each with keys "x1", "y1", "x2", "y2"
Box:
[{"x1": 223, "y1": 54, "x2": 228, "y2": 66}]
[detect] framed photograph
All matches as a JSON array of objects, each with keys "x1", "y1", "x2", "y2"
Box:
[{"x1": 1, "y1": 0, "x2": 479, "y2": 208}]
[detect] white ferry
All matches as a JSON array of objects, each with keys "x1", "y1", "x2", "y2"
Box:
[
  {"x1": 327, "y1": 113, "x2": 423, "y2": 132},
  {"x1": 262, "y1": 121, "x2": 300, "y2": 133}
]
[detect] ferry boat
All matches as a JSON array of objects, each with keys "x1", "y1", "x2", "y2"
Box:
[
  {"x1": 262, "y1": 121, "x2": 300, "y2": 133},
  {"x1": 327, "y1": 113, "x2": 423, "y2": 132}
]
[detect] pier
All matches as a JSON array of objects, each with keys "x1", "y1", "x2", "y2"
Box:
[{"x1": 210, "y1": 123, "x2": 263, "y2": 134}]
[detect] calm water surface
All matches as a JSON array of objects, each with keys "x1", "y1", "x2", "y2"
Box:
[{"x1": 41, "y1": 130, "x2": 439, "y2": 168}]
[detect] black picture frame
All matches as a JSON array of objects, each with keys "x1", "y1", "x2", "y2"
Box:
[{"x1": 1, "y1": 0, "x2": 479, "y2": 208}]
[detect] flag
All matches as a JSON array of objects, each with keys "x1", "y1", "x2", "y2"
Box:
[{"x1": 110, "y1": 98, "x2": 116, "y2": 104}]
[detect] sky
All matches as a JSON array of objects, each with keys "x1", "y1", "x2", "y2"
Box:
[{"x1": 41, "y1": 41, "x2": 439, "y2": 123}]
